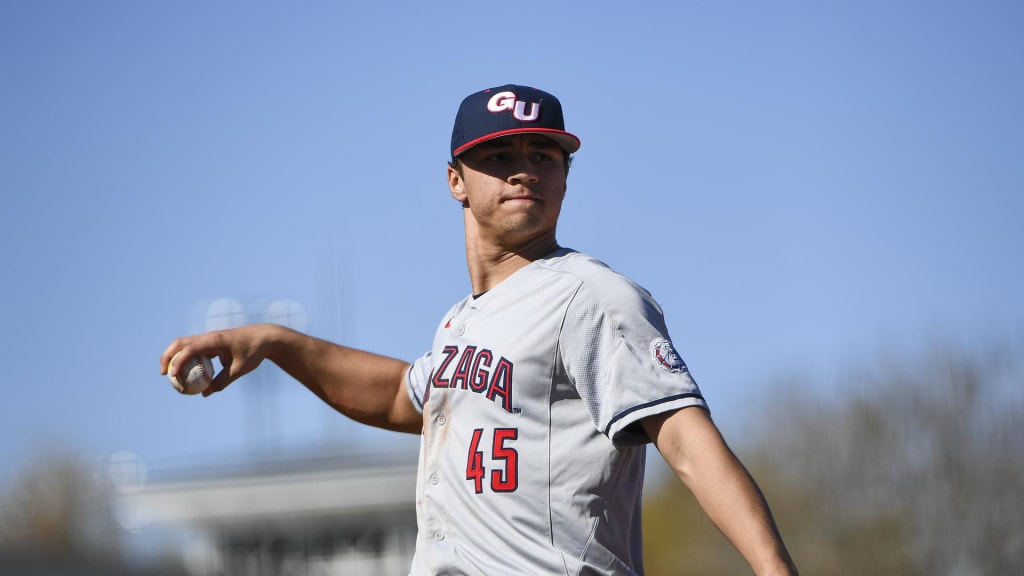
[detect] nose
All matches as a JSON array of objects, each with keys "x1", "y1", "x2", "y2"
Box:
[{"x1": 507, "y1": 157, "x2": 540, "y2": 186}]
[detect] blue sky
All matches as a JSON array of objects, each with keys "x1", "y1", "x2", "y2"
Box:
[{"x1": 2, "y1": 1, "x2": 1022, "y2": 487}]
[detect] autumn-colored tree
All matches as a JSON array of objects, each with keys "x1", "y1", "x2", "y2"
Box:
[
  {"x1": 644, "y1": 337, "x2": 1023, "y2": 575},
  {"x1": 0, "y1": 447, "x2": 118, "y2": 558}
]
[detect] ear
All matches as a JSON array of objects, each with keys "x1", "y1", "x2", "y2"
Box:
[{"x1": 448, "y1": 164, "x2": 468, "y2": 204}]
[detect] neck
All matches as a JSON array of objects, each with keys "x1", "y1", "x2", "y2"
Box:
[{"x1": 463, "y1": 223, "x2": 559, "y2": 295}]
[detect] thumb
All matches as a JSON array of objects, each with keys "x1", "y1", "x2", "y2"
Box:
[{"x1": 202, "y1": 355, "x2": 235, "y2": 397}]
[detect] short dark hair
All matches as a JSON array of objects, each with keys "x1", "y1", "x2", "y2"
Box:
[{"x1": 448, "y1": 151, "x2": 573, "y2": 176}]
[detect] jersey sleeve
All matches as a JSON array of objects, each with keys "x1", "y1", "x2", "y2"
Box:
[
  {"x1": 405, "y1": 350, "x2": 432, "y2": 414},
  {"x1": 559, "y1": 278, "x2": 706, "y2": 447}
]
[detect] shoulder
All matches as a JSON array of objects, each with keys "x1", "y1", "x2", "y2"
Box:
[
  {"x1": 539, "y1": 248, "x2": 662, "y2": 323},
  {"x1": 541, "y1": 248, "x2": 656, "y2": 301}
]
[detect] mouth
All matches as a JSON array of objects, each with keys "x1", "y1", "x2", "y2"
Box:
[{"x1": 502, "y1": 195, "x2": 541, "y2": 204}]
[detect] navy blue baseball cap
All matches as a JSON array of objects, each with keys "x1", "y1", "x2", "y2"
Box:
[{"x1": 451, "y1": 85, "x2": 581, "y2": 158}]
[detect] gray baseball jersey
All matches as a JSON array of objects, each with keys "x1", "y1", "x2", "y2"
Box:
[{"x1": 405, "y1": 248, "x2": 706, "y2": 576}]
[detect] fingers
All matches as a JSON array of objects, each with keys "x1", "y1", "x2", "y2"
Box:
[
  {"x1": 160, "y1": 337, "x2": 189, "y2": 376},
  {"x1": 162, "y1": 325, "x2": 269, "y2": 397},
  {"x1": 160, "y1": 332, "x2": 225, "y2": 379},
  {"x1": 162, "y1": 334, "x2": 231, "y2": 397}
]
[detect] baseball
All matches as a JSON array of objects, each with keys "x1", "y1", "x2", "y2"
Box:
[{"x1": 168, "y1": 353, "x2": 214, "y2": 395}]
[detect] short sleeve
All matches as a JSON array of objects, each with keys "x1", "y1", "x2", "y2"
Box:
[
  {"x1": 559, "y1": 280, "x2": 706, "y2": 447},
  {"x1": 405, "y1": 351, "x2": 432, "y2": 414}
]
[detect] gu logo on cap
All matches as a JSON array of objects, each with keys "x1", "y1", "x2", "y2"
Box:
[
  {"x1": 450, "y1": 84, "x2": 581, "y2": 158},
  {"x1": 486, "y1": 91, "x2": 540, "y2": 122}
]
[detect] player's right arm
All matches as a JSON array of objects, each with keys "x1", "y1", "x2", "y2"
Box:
[{"x1": 160, "y1": 324, "x2": 422, "y2": 434}]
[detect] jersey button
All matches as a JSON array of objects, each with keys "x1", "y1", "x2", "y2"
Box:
[
  {"x1": 456, "y1": 326, "x2": 465, "y2": 336},
  {"x1": 437, "y1": 415, "x2": 446, "y2": 426},
  {"x1": 433, "y1": 530, "x2": 445, "y2": 541},
  {"x1": 430, "y1": 474, "x2": 439, "y2": 485}
]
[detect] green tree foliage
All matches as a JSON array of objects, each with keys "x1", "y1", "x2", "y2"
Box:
[{"x1": 644, "y1": 338, "x2": 1023, "y2": 575}]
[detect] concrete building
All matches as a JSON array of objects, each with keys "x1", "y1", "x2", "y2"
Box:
[{"x1": 120, "y1": 449, "x2": 419, "y2": 576}]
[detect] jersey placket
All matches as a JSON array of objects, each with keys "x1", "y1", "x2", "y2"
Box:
[{"x1": 420, "y1": 301, "x2": 480, "y2": 560}]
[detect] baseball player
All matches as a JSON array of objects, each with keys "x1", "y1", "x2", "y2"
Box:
[{"x1": 162, "y1": 85, "x2": 798, "y2": 575}]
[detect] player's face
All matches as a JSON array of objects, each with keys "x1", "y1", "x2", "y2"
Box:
[{"x1": 449, "y1": 134, "x2": 568, "y2": 248}]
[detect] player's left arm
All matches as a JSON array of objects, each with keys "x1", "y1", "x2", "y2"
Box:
[{"x1": 642, "y1": 407, "x2": 798, "y2": 576}]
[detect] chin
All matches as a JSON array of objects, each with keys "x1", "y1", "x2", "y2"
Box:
[{"x1": 501, "y1": 215, "x2": 544, "y2": 233}]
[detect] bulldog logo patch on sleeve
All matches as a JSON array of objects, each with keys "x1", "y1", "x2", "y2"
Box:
[{"x1": 651, "y1": 339, "x2": 688, "y2": 373}]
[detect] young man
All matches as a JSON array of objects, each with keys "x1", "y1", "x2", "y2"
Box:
[{"x1": 162, "y1": 85, "x2": 798, "y2": 575}]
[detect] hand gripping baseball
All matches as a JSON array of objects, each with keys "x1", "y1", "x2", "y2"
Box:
[{"x1": 161, "y1": 325, "x2": 272, "y2": 397}]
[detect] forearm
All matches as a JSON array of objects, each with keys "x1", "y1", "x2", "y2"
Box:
[
  {"x1": 264, "y1": 324, "x2": 420, "y2": 433},
  {"x1": 646, "y1": 408, "x2": 797, "y2": 575}
]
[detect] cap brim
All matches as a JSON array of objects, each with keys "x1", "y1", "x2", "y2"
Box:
[{"x1": 452, "y1": 128, "x2": 581, "y2": 158}]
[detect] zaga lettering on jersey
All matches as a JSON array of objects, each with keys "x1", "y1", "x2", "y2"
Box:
[{"x1": 430, "y1": 345, "x2": 514, "y2": 413}]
